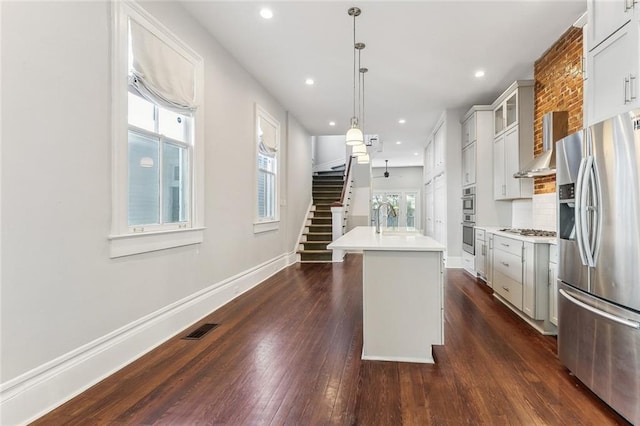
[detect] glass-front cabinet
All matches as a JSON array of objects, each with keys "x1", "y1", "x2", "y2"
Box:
[{"x1": 493, "y1": 90, "x2": 518, "y2": 136}]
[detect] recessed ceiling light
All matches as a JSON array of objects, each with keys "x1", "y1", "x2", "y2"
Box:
[
  {"x1": 329, "y1": 121, "x2": 336, "y2": 126},
  {"x1": 260, "y1": 8, "x2": 273, "y2": 19},
  {"x1": 398, "y1": 119, "x2": 406, "y2": 124},
  {"x1": 414, "y1": 152, "x2": 419, "y2": 156},
  {"x1": 305, "y1": 78, "x2": 314, "y2": 85},
  {"x1": 396, "y1": 141, "x2": 402, "y2": 145},
  {"x1": 475, "y1": 70, "x2": 485, "y2": 78}
]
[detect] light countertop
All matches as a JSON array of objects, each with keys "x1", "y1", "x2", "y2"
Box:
[
  {"x1": 328, "y1": 226, "x2": 445, "y2": 252},
  {"x1": 475, "y1": 226, "x2": 558, "y2": 244}
]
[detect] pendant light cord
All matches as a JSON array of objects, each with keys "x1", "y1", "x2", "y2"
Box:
[{"x1": 352, "y1": 12, "x2": 357, "y2": 120}]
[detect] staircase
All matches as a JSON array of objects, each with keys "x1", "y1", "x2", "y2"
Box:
[{"x1": 298, "y1": 168, "x2": 345, "y2": 262}]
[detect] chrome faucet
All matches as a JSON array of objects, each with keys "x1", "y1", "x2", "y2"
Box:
[{"x1": 374, "y1": 202, "x2": 397, "y2": 233}]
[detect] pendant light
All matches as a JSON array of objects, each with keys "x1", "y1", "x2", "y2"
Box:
[
  {"x1": 357, "y1": 153, "x2": 370, "y2": 164},
  {"x1": 345, "y1": 7, "x2": 364, "y2": 146},
  {"x1": 352, "y1": 142, "x2": 367, "y2": 157}
]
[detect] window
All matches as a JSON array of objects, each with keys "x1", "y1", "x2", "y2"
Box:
[
  {"x1": 110, "y1": 2, "x2": 205, "y2": 257},
  {"x1": 254, "y1": 104, "x2": 280, "y2": 233}
]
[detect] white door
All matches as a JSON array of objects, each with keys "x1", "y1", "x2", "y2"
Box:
[{"x1": 372, "y1": 191, "x2": 420, "y2": 228}]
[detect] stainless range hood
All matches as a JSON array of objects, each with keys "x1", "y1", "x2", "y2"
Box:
[{"x1": 514, "y1": 111, "x2": 568, "y2": 178}]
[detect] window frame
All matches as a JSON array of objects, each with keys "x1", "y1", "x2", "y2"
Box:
[
  {"x1": 110, "y1": 1, "x2": 205, "y2": 257},
  {"x1": 253, "y1": 104, "x2": 281, "y2": 234}
]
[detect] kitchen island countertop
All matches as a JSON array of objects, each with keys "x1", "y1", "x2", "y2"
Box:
[{"x1": 327, "y1": 226, "x2": 446, "y2": 252}]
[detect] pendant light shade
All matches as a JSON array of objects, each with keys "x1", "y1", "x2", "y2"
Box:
[
  {"x1": 346, "y1": 118, "x2": 364, "y2": 146},
  {"x1": 352, "y1": 142, "x2": 367, "y2": 157},
  {"x1": 357, "y1": 153, "x2": 370, "y2": 164}
]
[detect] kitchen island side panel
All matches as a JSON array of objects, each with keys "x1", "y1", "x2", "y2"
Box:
[{"x1": 362, "y1": 250, "x2": 443, "y2": 363}]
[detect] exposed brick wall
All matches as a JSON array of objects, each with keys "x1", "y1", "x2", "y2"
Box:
[{"x1": 533, "y1": 26, "x2": 583, "y2": 194}]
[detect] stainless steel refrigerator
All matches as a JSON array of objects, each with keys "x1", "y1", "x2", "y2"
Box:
[{"x1": 556, "y1": 110, "x2": 640, "y2": 424}]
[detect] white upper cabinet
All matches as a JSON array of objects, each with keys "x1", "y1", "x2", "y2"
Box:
[
  {"x1": 462, "y1": 142, "x2": 476, "y2": 187},
  {"x1": 433, "y1": 122, "x2": 446, "y2": 173},
  {"x1": 462, "y1": 114, "x2": 476, "y2": 147},
  {"x1": 586, "y1": 0, "x2": 640, "y2": 126},
  {"x1": 494, "y1": 91, "x2": 518, "y2": 137},
  {"x1": 586, "y1": 19, "x2": 640, "y2": 125},
  {"x1": 491, "y1": 81, "x2": 534, "y2": 200},
  {"x1": 587, "y1": 0, "x2": 634, "y2": 50},
  {"x1": 424, "y1": 137, "x2": 434, "y2": 181}
]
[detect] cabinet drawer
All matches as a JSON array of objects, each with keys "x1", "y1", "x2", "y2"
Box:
[
  {"x1": 494, "y1": 270, "x2": 523, "y2": 310},
  {"x1": 493, "y1": 248, "x2": 522, "y2": 283},
  {"x1": 475, "y1": 228, "x2": 486, "y2": 240},
  {"x1": 494, "y1": 235, "x2": 523, "y2": 257}
]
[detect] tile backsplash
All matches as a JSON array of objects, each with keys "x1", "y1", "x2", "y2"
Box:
[
  {"x1": 512, "y1": 199, "x2": 533, "y2": 228},
  {"x1": 532, "y1": 193, "x2": 557, "y2": 231},
  {"x1": 510, "y1": 193, "x2": 557, "y2": 231}
]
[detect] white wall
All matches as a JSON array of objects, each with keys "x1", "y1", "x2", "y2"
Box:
[
  {"x1": 371, "y1": 166, "x2": 423, "y2": 191},
  {"x1": 314, "y1": 135, "x2": 347, "y2": 169},
  {"x1": 0, "y1": 1, "x2": 311, "y2": 421}
]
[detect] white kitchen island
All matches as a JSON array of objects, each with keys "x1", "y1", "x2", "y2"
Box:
[{"x1": 328, "y1": 226, "x2": 445, "y2": 363}]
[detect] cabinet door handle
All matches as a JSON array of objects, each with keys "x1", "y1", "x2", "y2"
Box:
[
  {"x1": 501, "y1": 261, "x2": 509, "y2": 267},
  {"x1": 631, "y1": 75, "x2": 637, "y2": 101},
  {"x1": 502, "y1": 286, "x2": 510, "y2": 292},
  {"x1": 624, "y1": 76, "x2": 631, "y2": 104},
  {"x1": 501, "y1": 243, "x2": 510, "y2": 247}
]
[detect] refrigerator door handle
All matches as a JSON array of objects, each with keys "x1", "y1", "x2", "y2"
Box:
[
  {"x1": 591, "y1": 159, "x2": 603, "y2": 265},
  {"x1": 580, "y1": 156, "x2": 596, "y2": 267},
  {"x1": 559, "y1": 289, "x2": 640, "y2": 329},
  {"x1": 575, "y1": 157, "x2": 588, "y2": 266}
]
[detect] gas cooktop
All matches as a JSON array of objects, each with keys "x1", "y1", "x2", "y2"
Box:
[{"x1": 499, "y1": 228, "x2": 557, "y2": 237}]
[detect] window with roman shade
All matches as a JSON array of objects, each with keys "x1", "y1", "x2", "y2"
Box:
[
  {"x1": 110, "y1": 1, "x2": 205, "y2": 258},
  {"x1": 254, "y1": 104, "x2": 280, "y2": 233}
]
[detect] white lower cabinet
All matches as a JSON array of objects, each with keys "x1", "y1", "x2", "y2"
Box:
[
  {"x1": 549, "y1": 244, "x2": 558, "y2": 326},
  {"x1": 475, "y1": 228, "x2": 487, "y2": 281},
  {"x1": 486, "y1": 234, "x2": 494, "y2": 289},
  {"x1": 462, "y1": 251, "x2": 475, "y2": 275},
  {"x1": 491, "y1": 234, "x2": 552, "y2": 327},
  {"x1": 493, "y1": 236, "x2": 524, "y2": 310},
  {"x1": 522, "y1": 242, "x2": 550, "y2": 320}
]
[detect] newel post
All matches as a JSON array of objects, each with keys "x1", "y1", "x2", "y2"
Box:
[{"x1": 331, "y1": 202, "x2": 345, "y2": 262}]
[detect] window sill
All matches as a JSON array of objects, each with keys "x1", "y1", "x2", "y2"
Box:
[
  {"x1": 254, "y1": 220, "x2": 279, "y2": 234},
  {"x1": 109, "y1": 227, "x2": 205, "y2": 258}
]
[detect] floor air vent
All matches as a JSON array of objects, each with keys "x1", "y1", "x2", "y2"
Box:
[{"x1": 182, "y1": 323, "x2": 219, "y2": 340}]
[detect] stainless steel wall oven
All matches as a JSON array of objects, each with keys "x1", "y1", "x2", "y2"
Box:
[{"x1": 462, "y1": 186, "x2": 475, "y2": 215}]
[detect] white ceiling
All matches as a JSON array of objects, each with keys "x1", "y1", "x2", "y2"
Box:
[{"x1": 180, "y1": 1, "x2": 586, "y2": 168}]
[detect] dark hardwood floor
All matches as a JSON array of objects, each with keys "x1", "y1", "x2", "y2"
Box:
[{"x1": 33, "y1": 254, "x2": 630, "y2": 425}]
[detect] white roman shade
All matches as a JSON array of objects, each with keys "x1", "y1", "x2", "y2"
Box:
[
  {"x1": 258, "y1": 118, "x2": 278, "y2": 157},
  {"x1": 129, "y1": 19, "x2": 196, "y2": 114}
]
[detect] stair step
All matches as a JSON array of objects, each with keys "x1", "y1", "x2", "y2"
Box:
[
  {"x1": 298, "y1": 249, "x2": 333, "y2": 262},
  {"x1": 301, "y1": 241, "x2": 331, "y2": 250},
  {"x1": 315, "y1": 204, "x2": 335, "y2": 210},
  {"x1": 312, "y1": 182, "x2": 344, "y2": 187},
  {"x1": 309, "y1": 217, "x2": 332, "y2": 225},
  {"x1": 304, "y1": 232, "x2": 332, "y2": 241},
  {"x1": 311, "y1": 211, "x2": 332, "y2": 218},
  {"x1": 308, "y1": 225, "x2": 332, "y2": 233}
]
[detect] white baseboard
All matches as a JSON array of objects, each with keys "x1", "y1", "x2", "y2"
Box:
[{"x1": 0, "y1": 252, "x2": 294, "y2": 425}]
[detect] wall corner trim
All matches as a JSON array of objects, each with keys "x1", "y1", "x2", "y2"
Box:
[{"x1": 0, "y1": 252, "x2": 292, "y2": 425}]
